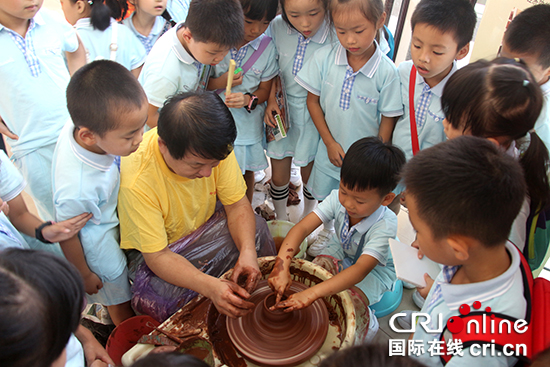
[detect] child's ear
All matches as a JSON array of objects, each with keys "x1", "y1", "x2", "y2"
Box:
[
  {"x1": 447, "y1": 235, "x2": 470, "y2": 262},
  {"x1": 181, "y1": 27, "x2": 193, "y2": 43},
  {"x1": 376, "y1": 12, "x2": 387, "y2": 30},
  {"x1": 76, "y1": 127, "x2": 97, "y2": 146},
  {"x1": 455, "y1": 43, "x2": 470, "y2": 61},
  {"x1": 76, "y1": 0, "x2": 87, "y2": 14},
  {"x1": 381, "y1": 192, "x2": 396, "y2": 207}
]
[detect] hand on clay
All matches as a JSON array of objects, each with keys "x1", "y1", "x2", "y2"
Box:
[
  {"x1": 272, "y1": 288, "x2": 317, "y2": 312},
  {"x1": 231, "y1": 251, "x2": 261, "y2": 293},
  {"x1": 83, "y1": 271, "x2": 103, "y2": 295},
  {"x1": 327, "y1": 142, "x2": 345, "y2": 167},
  {"x1": 225, "y1": 92, "x2": 248, "y2": 109},
  {"x1": 267, "y1": 257, "x2": 292, "y2": 304},
  {"x1": 417, "y1": 273, "x2": 434, "y2": 299},
  {"x1": 211, "y1": 279, "x2": 255, "y2": 319},
  {"x1": 264, "y1": 98, "x2": 281, "y2": 128},
  {"x1": 42, "y1": 212, "x2": 92, "y2": 243}
]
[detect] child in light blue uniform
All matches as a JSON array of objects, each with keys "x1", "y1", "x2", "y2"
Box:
[
  {"x1": 210, "y1": 0, "x2": 278, "y2": 202},
  {"x1": 61, "y1": 0, "x2": 146, "y2": 75},
  {"x1": 297, "y1": 0, "x2": 402, "y2": 201},
  {"x1": 53, "y1": 61, "x2": 148, "y2": 325},
  {"x1": 166, "y1": 0, "x2": 190, "y2": 23},
  {"x1": 264, "y1": 0, "x2": 336, "y2": 221},
  {"x1": 139, "y1": 0, "x2": 244, "y2": 128},
  {"x1": 122, "y1": 0, "x2": 171, "y2": 55},
  {"x1": 0, "y1": 6, "x2": 85, "y2": 250},
  {"x1": 269, "y1": 137, "x2": 405, "y2": 343},
  {"x1": 392, "y1": 0, "x2": 476, "y2": 160}
]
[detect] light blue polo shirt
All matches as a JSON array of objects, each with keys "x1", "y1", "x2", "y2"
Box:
[
  {"x1": 0, "y1": 151, "x2": 29, "y2": 250},
  {"x1": 296, "y1": 42, "x2": 403, "y2": 180},
  {"x1": 139, "y1": 23, "x2": 205, "y2": 108},
  {"x1": 411, "y1": 242, "x2": 526, "y2": 367},
  {"x1": 0, "y1": 8, "x2": 78, "y2": 158},
  {"x1": 75, "y1": 18, "x2": 146, "y2": 71},
  {"x1": 213, "y1": 35, "x2": 278, "y2": 145},
  {"x1": 122, "y1": 14, "x2": 170, "y2": 55},
  {"x1": 393, "y1": 60, "x2": 455, "y2": 160},
  {"x1": 534, "y1": 80, "x2": 550, "y2": 151},
  {"x1": 166, "y1": 0, "x2": 190, "y2": 23},
  {"x1": 52, "y1": 122, "x2": 126, "y2": 282}
]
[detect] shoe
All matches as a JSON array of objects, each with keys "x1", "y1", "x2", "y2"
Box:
[
  {"x1": 307, "y1": 228, "x2": 334, "y2": 257},
  {"x1": 364, "y1": 307, "x2": 379, "y2": 343},
  {"x1": 254, "y1": 170, "x2": 266, "y2": 183},
  {"x1": 290, "y1": 165, "x2": 301, "y2": 187},
  {"x1": 412, "y1": 289, "x2": 425, "y2": 309},
  {"x1": 396, "y1": 309, "x2": 414, "y2": 330}
]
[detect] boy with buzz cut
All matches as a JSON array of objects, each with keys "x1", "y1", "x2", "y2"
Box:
[
  {"x1": 53, "y1": 60, "x2": 148, "y2": 325},
  {"x1": 269, "y1": 137, "x2": 406, "y2": 342},
  {"x1": 403, "y1": 136, "x2": 528, "y2": 367},
  {"x1": 501, "y1": 4, "x2": 550, "y2": 151},
  {"x1": 392, "y1": 0, "x2": 476, "y2": 160},
  {"x1": 139, "y1": 0, "x2": 244, "y2": 128}
]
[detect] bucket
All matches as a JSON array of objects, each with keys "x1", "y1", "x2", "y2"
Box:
[
  {"x1": 106, "y1": 315, "x2": 160, "y2": 366},
  {"x1": 266, "y1": 220, "x2": 307, "y2": 258}
]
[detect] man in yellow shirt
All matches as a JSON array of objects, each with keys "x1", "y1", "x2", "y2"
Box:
[{"x1": 118, "y1": 92, "x2": 274, "y2": 320}]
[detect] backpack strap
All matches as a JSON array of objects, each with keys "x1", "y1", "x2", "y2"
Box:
[
  {"x1": 215, "y1": 36, "x2": 272, "y2": 95},
  {"x1": 409, "y1": 65, "x2": 420, "y2": 156},
  {"x1": 161, "y1": 9, "x2": 177, "y2": 27}
]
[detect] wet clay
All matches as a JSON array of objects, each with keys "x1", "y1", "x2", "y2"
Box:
[{"x1": 226, "y1": 280, "x2": 329, "y2": 366}]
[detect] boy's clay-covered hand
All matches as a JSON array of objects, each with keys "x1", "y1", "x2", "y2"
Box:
[
  {"x1": 327, "y1": 141, "x2": 345, "y2": 167},
  {"x1": 209, "y1": 279, "x2": 255, "y2": 319},
  {"x1": 42, "y1": 212, "x2": 93, "y2": 243},
  {"x1": 272, "y1": 288, "x2": 317, "y2": 312},
  {"x1": 83, "y1": 271, "x2": 103, "y2": 295},
  {"x1": 268, "y1": 256, "x2": 292, "y2": 303}
]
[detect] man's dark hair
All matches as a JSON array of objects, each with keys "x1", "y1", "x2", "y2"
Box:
[
  {"x1": 402, "y1": 136, "x2": 526, "y2": 247},
  {"x1": 0, "y1": 249, "x2": 84, "y2": 367},
  {"x1": 185, "y1": 0, "x2": 244, "y2": 47},
  {"x1": 241, "y1": 0, "x2": 278, "y2": 22},
  {"x1": 341, "y1": 137, "x2": 405, "y2": 196},
  {"x1": 131, "y1": 352, "x2": 209, "y2": 367},
  {"x1": 66, "y1": 60, "x2": 146, "y2": 136},
  {"x1": 411, "y1": 0, "x2": 476, "y2": 50},
  {"x1": 158, "y1": 91, "x2": 237, "y2": 161},
  {"x1": 504, "y1": 4, "x2": 550, "y2": 69}
]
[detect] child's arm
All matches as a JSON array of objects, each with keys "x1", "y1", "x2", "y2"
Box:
[
  {"x1": 0, "y1": 116, "x2": 18, "y2": 140},
  {"x1": 75, "y1": 324, "x2": 115, "y2": 366},
  {"x1": 264, "y1": 79, "x2": 281, "y2": 128},
  {"x1": 65, "y1": 34, "x2": 87, "y2": 76},
  {"x1": 60, "y1": 235, "x2": 103, "y2": 295},
  {"x1": 274, "y1": 254, "x2": 379, "y2": 312},
  {"x1": 207, "y1": 72, "x2": 243, "y2": 90},
  {"x1": 146, "y1": 104, "x2": 160, "y2": 128},
  {"x1": 307, "y1": 92, "x2": 345, "y2": 167},
  {"x1": 379, "y1": 115, "x2": 398, "y2": 143},
  {"x1": 225, "y1": 79, "x2": 274, "y2": 109},
  {"x1": 131, "y1": 65, "x2": 143, "y2": 79},
  {"x1": 268, "y1": 212, "x2": 323, "y2": 303}
]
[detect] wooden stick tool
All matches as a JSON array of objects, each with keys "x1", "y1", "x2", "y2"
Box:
[{"x1": 226, "y1": 59, "x2": 236, "y2": 95}]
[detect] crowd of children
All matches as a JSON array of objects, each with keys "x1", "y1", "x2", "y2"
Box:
[{"x1": 1, "y1": 0, "x2": 550, "y2": 365}]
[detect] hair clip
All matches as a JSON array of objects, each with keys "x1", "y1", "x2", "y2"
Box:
[
  {"x1": 523, "y1": 79, "x2": 529, "y2": 87},
  {"x1": 87, "y1": 0, "x2": 93, "y2": 4},
  {"x1": 514, "y1": 58, "x2": 521, "y2": 63}
]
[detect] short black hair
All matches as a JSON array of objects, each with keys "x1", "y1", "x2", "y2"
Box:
[
  {"x1": 241, "y1": 0, "x2": 278, "y2": 22},
  {"x1": 411, "y1": 0, "x2": 476, "y2": 50},
  {"x1": 504, "y1": 4, "x2": 550, "y2": 69},
  {"x1": 131, "y1": 352, "x2": 210, "y2": 367},
  {"x1": 185, "y1": 0, "x2": 244, "y2": 47},
  {"x1": 0, "y1": 249, "x2": 84, "y2": 367},
  {"x1": 320, "y1": 345, "x2": 425, "y2": 367},
  {"x1": 157, "y1": 91, "x2": 237, "y2": 160},
  {"x1": 280, "y1": 0, "x2": 330, "y2": 30},
  {"x1": 402, "y1": 136, "x2": 527, "y2": 247},
  {"x1": 66, "y1": 60, "x2": 146, "y2": 136},
  {"x1": 341, "y1": 137, "x2": 405, "y2": 196}
]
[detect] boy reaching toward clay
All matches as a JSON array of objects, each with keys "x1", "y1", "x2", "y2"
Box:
[{"x1": 268, "y1": 137, "x2": 406, "y2": 342}]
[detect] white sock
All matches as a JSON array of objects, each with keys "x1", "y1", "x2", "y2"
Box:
[
  {"x1": 270, "y1": 182, "x2": 289, "y2": 220},
  {"x1": 302, "y1": 186, "x2": 317, "y2": 218}
]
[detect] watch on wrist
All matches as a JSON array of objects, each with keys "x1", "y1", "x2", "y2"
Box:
[
  {"x1": 35, "y1": 221, "x2": 54, "y2": 244},
  {"x1": 244, "y1": 93, "x2": 258, "y2": 113}
]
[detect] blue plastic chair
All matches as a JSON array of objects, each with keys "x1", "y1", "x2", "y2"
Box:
[{"x1": 370, "y1": 279, "x2": 403, "y2": 318}]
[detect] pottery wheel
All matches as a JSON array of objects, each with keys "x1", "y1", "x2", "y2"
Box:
[{"x1": 226, "y1": 280, "x2": 329, "y2": 366}]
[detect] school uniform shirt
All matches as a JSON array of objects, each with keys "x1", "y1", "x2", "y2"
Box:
[
  {"x1": 139, "y1": 23, "x2": 205, "y2": 108},
  {"x1": 122, "y1": 13, "x2": 170, "y2": 55},
  {"x1": 296, "y1": 42, "x2": 403, "y2": 181},
  {"x1": 52, "y1": 122, "x2": 127, "y2": 282},
  {"x1": 166, "y1": 0, "x2": 190, "y2": 23},
  {"x1": 0, "y1": 8, "x2": 78, "y2": 159},
  {"x1": 534, "y1": 79, "x2": 550, "y2": 151},
  {"x1": 118, "y1": 129, "x2": 246, "y2": 253},
  {"x1": 0, "y1": 151, "x2": 29, "y2": 251},
  {"x1": 213, "y1": 35, "x2": 278, "y2": 146},
  {"x1": 75, "y1": 17, "x2": 146, "y2": 70},
  {"x1": 393, "y1": 60, "x2": 455, "y2": 160},
  {"x1": 411, "y1": 241, "x2": 526, "y2": 367}
]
